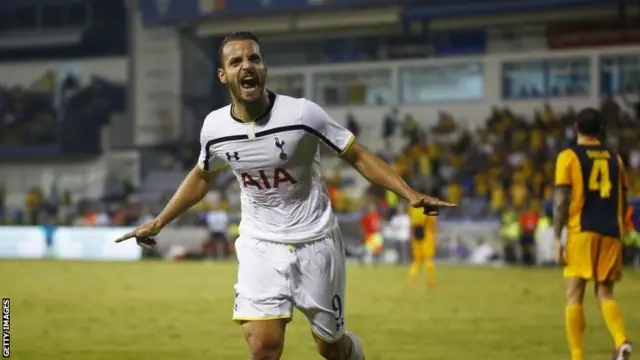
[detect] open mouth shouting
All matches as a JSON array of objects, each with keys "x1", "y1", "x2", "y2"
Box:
[{"x1": 239, "y1": 73, "x2": 261, "y2": 97}]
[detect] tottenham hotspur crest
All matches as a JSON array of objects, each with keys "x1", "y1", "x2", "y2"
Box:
[{"x1": 275, "y1": 137, "x2": 287, "y2": 160}]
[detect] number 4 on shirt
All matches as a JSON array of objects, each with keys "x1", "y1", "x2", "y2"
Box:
[{"x1": 589, "y1": 159, "x2": 612, "y2": 198}]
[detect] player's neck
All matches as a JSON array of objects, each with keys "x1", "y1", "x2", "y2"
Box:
[
  {"x1": 576, "y1": 134, "x2": 600, "y2": 144},
  {"x1": 231, "y1": 91, "x2": 271, "y2": 123}
]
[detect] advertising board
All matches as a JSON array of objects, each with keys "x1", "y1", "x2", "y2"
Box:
[
  {"x1": 0, "y1": 227, "x2": 48, "y2": 259},
  {"x1": 0, "y1": 227, "x2": 141, "y2": 261},
  {"x1": 53, "y1": 227, "x2": 140, "y2": 261}
]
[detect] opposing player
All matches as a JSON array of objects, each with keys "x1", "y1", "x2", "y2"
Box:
[
  {"x1": 407, "y1": 200, "x2": 437, "y2": 288},
  {"x1": 115, "y1": 31, "x2": 455, "y2": 360},
  {"x1": 553, "y1": 108, "x2": 632, "y2": 360}
]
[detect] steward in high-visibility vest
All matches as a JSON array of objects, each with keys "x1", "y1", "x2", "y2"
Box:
[
  {"x1": 385, "y1": 190, "x2": 399, "y2": 209},
  {"x1": 500, "y1": 210, "x2": 520, "y2": 264},
  {"x1": 500, "y1": 211, "x2": 521, "y2": 242},
  {"x1": 537, "y1": 216, "x2": 551, "y2": 229}
]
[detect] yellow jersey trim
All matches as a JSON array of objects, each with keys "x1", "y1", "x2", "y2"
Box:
[
  {"x1": 339, "y1": 135, "x2": 356, "y2": 156},
  {"x1": 232, "y1": 315, "x2": 292, "y2": 324},
  {"x1": 198, "y1": 161, "x2": 228, "y2": 173}
]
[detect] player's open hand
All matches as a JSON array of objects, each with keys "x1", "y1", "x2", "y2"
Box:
[
  {"x1": 408, "y1": 192, "x2": 457, "y2": 216},
  {"x1": 114, "y1": 219, "x2": 163, "y2": 250}
]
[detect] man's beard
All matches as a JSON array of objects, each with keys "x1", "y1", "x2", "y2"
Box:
[{"x1": 229, "y1": 83, "x2": 264, "y2": 103}]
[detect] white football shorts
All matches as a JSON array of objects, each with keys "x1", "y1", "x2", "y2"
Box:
[{"x1": 232, "y1": 226, "x2": 347, "y2": 342}]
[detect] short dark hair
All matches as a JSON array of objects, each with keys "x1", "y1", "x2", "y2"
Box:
[
  {"x1": 576, "y1": 108, "x2": 603, "y2": 136},
  {"x1": 218, "y1": 31, "x2": 260, "y2": 64}
]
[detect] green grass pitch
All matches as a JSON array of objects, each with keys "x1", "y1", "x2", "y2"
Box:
[{"x1": 1, "y1": 260, "x2": 639, "y2": 360}]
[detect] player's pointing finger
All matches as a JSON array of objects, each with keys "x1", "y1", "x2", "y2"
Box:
[
  {"x1": 435, "y1": 200, "x2": 457, "y2": 207},
  {"x1": 424, "y1": 197, "x2": 456, "y2": 208},
  {"x1": 115, "y1": 231, "x2": 135, "y2": 243}
]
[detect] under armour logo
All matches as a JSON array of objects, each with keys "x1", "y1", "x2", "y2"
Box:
[
  {"x1": 155, "y1": 0, "x2": 171, "y2": 16},
  {"x1": 275, "y1": 137, "x2": 287, "y2": 160},
  {"x1": 226, "y1": 152, "x2": 239, "y2": 161}
]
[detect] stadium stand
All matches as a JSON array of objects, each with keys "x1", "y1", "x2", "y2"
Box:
[{"x1": 0, "y1": 0, "x2": 129, "y2": 226}]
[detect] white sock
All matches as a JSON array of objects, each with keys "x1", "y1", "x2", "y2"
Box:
[{"x1": 346, "y1": 331, "x2": 365, "y2": 360}]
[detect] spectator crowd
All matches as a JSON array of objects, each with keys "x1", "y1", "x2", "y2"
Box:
[
  {"x1": 1, "y1": 95, "x2": 639, "y2": 228},
  {"x1": 327, "y1": 99, "x2": 640, "y2": 220},
  {"x1": 0, "y1": 70, "x2": 125, "y2": 150}
]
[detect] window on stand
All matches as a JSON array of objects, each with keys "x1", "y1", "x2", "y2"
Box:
[
  {"x1": 267, "y1": 74, "x2": 305, "y2": 99},
  {"x1": 67, "y1": 2, "x2": 88, "y2": 27},
  {"x1": 502, "y1": 57, "x2": 590, "y2": 99},
  {"x1": 15, "y1": 7, "x2": 37, "y2": 30},
  {"x1": 42, "y1": 5, "x2": 65, "y2": 28},
  {"x1": 502, "y1": 61, "x2": 546, "y2": 99},
  {"x1": 313, "y1": 70, "x2": 391, "y2": 106},
  {"x1": 0, "y1": 10, "x2": 13, "y2": 31},
  {"x1": 548, "y1": 58, "x2": 590, "y2": 97},
  {"x1": 400, "y1": 63, "x2": 484, "y2": 103},
  {"x1": 600, "y1": 54, "x2": 640, "y2": 95}
]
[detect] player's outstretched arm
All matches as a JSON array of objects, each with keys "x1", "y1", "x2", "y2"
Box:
[
  {"x1": 301, "y1": 98, "x2": 453, "y2": 212},
  {"x1": 340, "y1": 143, "x2": 456, "y2": 213},
  {"x1": 115, "y1": 166, "x2": 216, "y2": 247}
]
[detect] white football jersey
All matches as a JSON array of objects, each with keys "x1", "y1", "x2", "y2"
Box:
[{"x1": 197, "y1": 92, "x2": 355, "y2": 243}]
